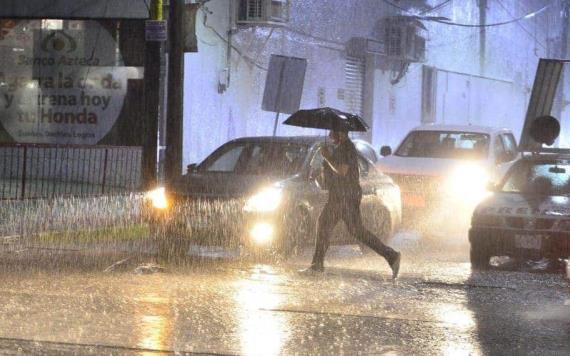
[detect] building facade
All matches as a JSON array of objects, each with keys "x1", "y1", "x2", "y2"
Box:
[{"x1": 183, "y1": 0, "x2": 567, "y2": 167}]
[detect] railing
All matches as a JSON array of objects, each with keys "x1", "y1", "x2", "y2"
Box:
[{"x1": 0, "y1": 144, "x2": 142, "y2": 200}]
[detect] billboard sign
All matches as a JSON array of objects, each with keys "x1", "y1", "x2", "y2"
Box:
[
  {"x1": 262, "y1": 54, "x2": 307, "y2": 115},
  {"x1": 0, "y1": 20, "x2": 128, "y2": 144}
]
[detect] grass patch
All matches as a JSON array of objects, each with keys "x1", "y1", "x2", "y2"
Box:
[{"x1": 35, "y1": 224, "x2": 150, "y2": 245}]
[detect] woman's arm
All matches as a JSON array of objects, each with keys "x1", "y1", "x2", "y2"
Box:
[{"x1": 321, "y1": 148, "x2": 349, "y2": 176}]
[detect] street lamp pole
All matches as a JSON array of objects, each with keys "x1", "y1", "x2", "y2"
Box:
[
  {"x1": 142, "y1": 0, "x2": 164, "y2": 189},
  {"x1": 165, "y1": 0, "x2": 185, "y2": 184}
]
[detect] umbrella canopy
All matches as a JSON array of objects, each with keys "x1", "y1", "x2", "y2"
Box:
[{"x1": 283, "y1": 107, "x2": 369, "y2": 132}]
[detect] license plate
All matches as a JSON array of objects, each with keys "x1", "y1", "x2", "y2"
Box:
[
  {"x1": 403, "y1": 193, "x2": 426, "y2": 208},
  {"x1": 514, "y1": 234, "x2": 542, "y2": 250}
]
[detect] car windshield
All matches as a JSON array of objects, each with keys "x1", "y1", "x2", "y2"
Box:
[
  {"x1": 200, "y1": 141, "x2": 309, "y2": 176},
  {"x1": 395, "y1": 131, "x2": 490, "y2": 159},
  {"x1": 501, "y1": 160, "x2": 570, "y2": 196}
]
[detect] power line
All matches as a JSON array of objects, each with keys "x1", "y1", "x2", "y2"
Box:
[
  {"x1": 199, "y1": 8, "x2": 268, "y2": 71},
  {"x1": 284, "y1": 27, "x2": 345, "y2": 46},
  {"x1": 495, "y1": 0, "x2": 546, "y2": 50},
  {"x1": 420, "y1": 0, "x2": 453, "y2": 15},
  {"x1": 432, "y1": 3, "x2": 552, "y2": 28},
  {"x1": 380, "y1": 0, "x2": 409, "y2": 12},
  {"x1": 380, "y1": 0, "x2": 450, "y2": 15}
]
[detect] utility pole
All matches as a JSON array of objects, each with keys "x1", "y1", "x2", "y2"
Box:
[
  {"x1": 164, "y1": 0, "x2": 184, "y2": 184},
  {"x1": 478, "y1": 0, "x2": 487, "y2": 75},
  {"x1": 142, "y1": 0, "x2": 164, "y2": 189}
]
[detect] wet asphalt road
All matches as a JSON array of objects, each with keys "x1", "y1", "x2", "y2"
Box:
[{"x1": 0, "y1": 234, "x2": 568, "y2": 355}]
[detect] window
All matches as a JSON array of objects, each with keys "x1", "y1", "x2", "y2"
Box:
[
  {"x1": 502, "y1": 160, "x2": 570, "y2": 195},
  {"x1": 396, "y1": 131, "x2": 489, "y2": 159},
  {"x1": 421, "y1": 65, "x2": 437, "y2": 124},
  {"x1": 241, "y1": 143, "x2": 308, "y2": 176},
  {"x1": 345, "y1": 56, "x2": 365, "y2": 116},
  {"x1": 203, "y1": 145, "x2": 245, "y2": 172},
  {"x1": 500, "y1": 134, "x2": 518, "y2": 162}
]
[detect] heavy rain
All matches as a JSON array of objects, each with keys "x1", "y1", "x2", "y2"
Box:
[{"x1": 0, "y1": 0, "x2": 569, "y2": 355}]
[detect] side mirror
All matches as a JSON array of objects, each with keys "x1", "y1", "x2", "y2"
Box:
[
  {"x1": 380, "y1": 146, "x2": 392, "y2": 157},
  {"x1": 187, "y1": 163, "x2": 197, "y2": 174}
]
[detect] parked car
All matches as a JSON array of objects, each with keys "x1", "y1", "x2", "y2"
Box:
[
  {"x1": 376, "y1": 124, "x2": 518, "y2": 233},
  {"x1": 470, "y1": 58, "x2": 570, "y2": 270},
  {"x1": 353, "y1": 139, "x2": 380, "y2": 163},
  {"x1": 144, "y1": 136, "x2": 401, "y2": 259},
  {"x1": 469, "y1": 153, "x2": 570, "y2": 268}
]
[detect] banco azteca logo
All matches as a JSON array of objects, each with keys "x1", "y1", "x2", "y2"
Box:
[{"x1": 41, "y1": 31, "x2": 77, "y2": 54}]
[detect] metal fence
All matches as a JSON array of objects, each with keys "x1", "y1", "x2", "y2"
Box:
[{"x1": 0, "y1": 144, "x2": 142, "y2": 200}]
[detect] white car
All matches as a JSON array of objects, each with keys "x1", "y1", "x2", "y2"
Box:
[{"x1": 377, "y1": 124, "x2": 518, "y2": 232}]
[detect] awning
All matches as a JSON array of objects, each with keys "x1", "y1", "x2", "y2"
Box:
[{"x1": 0, "y1": 0, "x2": 150, "y2": 19}]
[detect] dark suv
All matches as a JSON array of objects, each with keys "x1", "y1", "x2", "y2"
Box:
[{"x1": 144, "y1": 136, "x2": 401, "y2": 259}]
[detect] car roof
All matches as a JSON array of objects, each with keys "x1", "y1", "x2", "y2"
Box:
[
  {"x1": 229, "y1": 136, "x2": 377, "y2": 146},
  {"x1": 410, "y1": 124, "x2": 512, "y2": 135},
  {"x1": 230, "y1": 136, "x2": 327, "y2": 145}
]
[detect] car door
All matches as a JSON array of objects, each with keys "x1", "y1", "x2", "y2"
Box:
[
  {"x1": 358, "y1": 155, "x2": 383, "y2": 233},
  {"x1": 303, "y1": 143, "x2": 330, "y2": 218}
]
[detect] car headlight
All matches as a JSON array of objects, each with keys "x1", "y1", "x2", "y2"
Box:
[
  {"x1": 445, "y1": 164, "x2": 491, "y2": 203},
  {"x1": 244, "y1": 186, "x2": 283, "y2": 213},
  {"x1": 145, "y1": 187, "x2": 168, "y2": 210},
  {"x1": 250, "y1": 222, "x2": 274, "y2": 244}
]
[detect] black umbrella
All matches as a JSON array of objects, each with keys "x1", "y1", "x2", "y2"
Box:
[{"x1": 283, "y1": 107, "x2": 369, "y2": 132}]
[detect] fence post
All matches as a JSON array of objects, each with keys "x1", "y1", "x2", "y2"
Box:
[
  {"x1": 20, "y1": 146, "x2": 27, "y2": 200},
  {"x1": 101, "y1": 148, "x2": 109, "y2": 195}
]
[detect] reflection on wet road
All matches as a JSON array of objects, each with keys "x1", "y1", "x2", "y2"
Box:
[{"x1": 0, "y1": 234, "x2": 568, "y2": 354}]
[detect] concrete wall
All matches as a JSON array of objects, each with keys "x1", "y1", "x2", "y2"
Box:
[{"x1": 182, "y1": 0, "x2": 559, "y2": 165}]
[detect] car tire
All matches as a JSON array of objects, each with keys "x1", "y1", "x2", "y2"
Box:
[
  {"x1": 280, "y1": 208, "x2": 312, "y2": 257},
  {"x1": 470, "y1": 243, "x2": 491, "y2": 270}
]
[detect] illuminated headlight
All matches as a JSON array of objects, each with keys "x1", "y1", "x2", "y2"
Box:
[
  {"x1": 145, "y1": 187, "x2": 168, "y2": 210},
  {"x1": 445, "y1": 164, "x2": 492, "y2": 203},
  {"x1": 250, "y1": 223, "x2": 274, "y2": 244},
  {"x1": 244, "y1": 186, "x2": 283, "y2": 213}
]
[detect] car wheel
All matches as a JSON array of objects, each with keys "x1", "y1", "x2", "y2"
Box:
[
  {"x1": 280, "y1": 208, "x2": 312, "y2": 257},
  {"x1": 470, "y1": 243, "x2": 491, "y2": 270}
]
